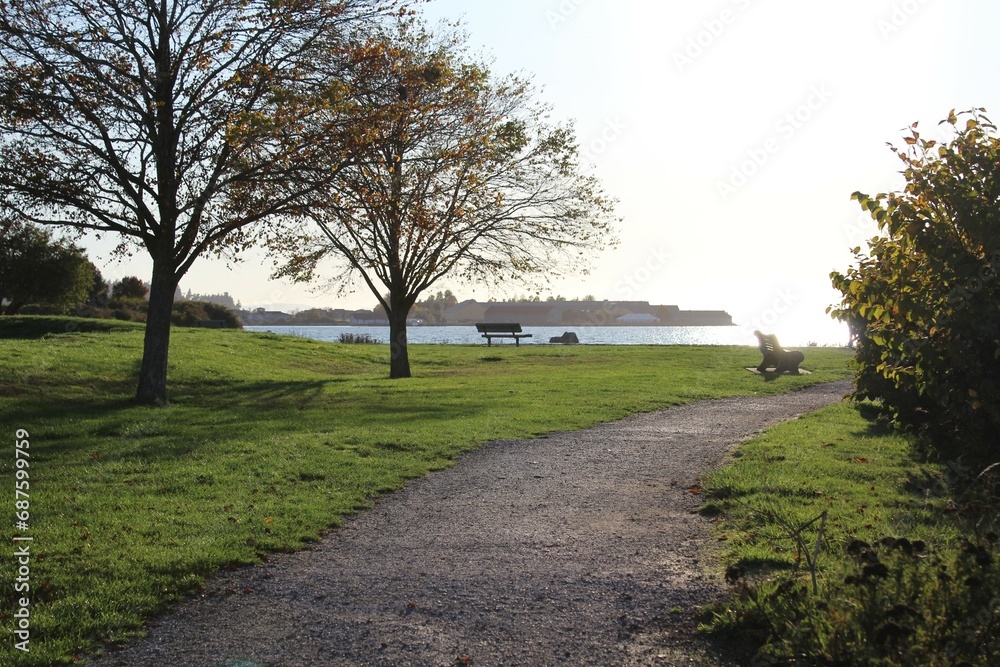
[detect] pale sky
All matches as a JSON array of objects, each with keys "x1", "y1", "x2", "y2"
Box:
[{"x1": 82, "y1": 0, "x2": 1000, "y2": 344}]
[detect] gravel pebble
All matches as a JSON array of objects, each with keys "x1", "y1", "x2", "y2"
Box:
[{"x1": 87, "y1": 380, "x2": 851, "y2": 667}]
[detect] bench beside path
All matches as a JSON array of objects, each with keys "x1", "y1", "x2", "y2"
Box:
[{"x1": 89, "y1": 380, "x2": 852, "y2": 667}]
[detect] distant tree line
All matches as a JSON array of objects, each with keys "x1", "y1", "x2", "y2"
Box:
[
  {"x1": 0, "y1": 221, "x2": 240, "y2": 327},
  {"x1": 184, "y1": 291, "x2": 240, "y2": 310}
]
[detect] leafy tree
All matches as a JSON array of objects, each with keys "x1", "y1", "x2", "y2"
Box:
[
  {"x1": 87, "y1": 266, "x2": 111, "y2": 307},
  {"x1": 411, "y1": 289, "x2": 457, "y2": 324},
  {"x1": 275, "y1": 19, "x2": 619, "y2": 378},
  {"x1": 0, "y1": 0, "x2": 398, "y2": 403},
  {"x1": 830, "y1": 109, "x2": 1000, "y2": 470},
  {"x1": 0, "y1": 222, "x2": 95, "y2": 314},
  {"x1": 171, "y1": 300, "x2": 241, "y2": 328},
  {"x1": 292, "y1": 307, "x2": 339, "y2": 324},
  {"x1": 112, "y1": 276, "x2": 150, "y2": 301}
]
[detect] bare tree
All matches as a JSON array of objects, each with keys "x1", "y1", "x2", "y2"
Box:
[
  {"x1": 275, "y1": 20, "x2": 619, "y2": 378},
  {"x1": 0, "y1": 0, "x2": 398, "y2": 403}
]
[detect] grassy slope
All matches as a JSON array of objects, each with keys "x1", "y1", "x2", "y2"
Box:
[
  {"x1": 700, "y1": 402, "x2": 999, "y2": 664},
  {"x1": 700, "y1": 402, "x2": 948, "y2": 564},
  {"x1": 0, "y1": 317, "x2": 852, "y2": 665}
]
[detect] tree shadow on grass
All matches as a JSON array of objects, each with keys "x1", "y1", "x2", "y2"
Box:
[
  {"x1": 730, "y1": 556, "x2": 797, "y2": 574},
  {"x1": 8, "y1": 378, "x2": 337, "y2": 462},
  {"x1": 746, "y1": 367, "x2": 808, "y2": 383},
  {"x1": 852, "y1": 401, "x2": 896, "y2": 437},
  {"x1": 187, "y1": 376, "x2": 493, "y2": 420},
  {"x1": 14, "y1": 372, "x2": 505, "y2": 468}
]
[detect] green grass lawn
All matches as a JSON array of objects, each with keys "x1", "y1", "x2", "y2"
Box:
[
  {"x1": 701, "y1": 402, "x2": 1000, "y2": 665},
  {"x1": 0, "y1": 317, "x2": 852, "y2": 665}
]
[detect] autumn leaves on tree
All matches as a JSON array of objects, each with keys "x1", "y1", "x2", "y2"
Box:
[
  {"x1": 271, "y1": 20, "x2": 619, "y2": 378},
  {"x1": 0, "y1": 1, "x2": 618, "y2": 398}
]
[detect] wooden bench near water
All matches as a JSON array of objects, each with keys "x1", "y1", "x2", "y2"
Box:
[{"x1": 475, "y1": 323, "x2": 533, "y2": 347}]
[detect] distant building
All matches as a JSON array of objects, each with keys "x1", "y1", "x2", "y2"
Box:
[
  {"x1": 239, "y1": 299, "x2": 733, "y2": 327},
  {"x1": 655, "y1": 305, "x2": 682, "y2": 323},
  {"x1": 443, "y1": 300, "x2": 489, "y2": 325},
  {"x1": 440, "y1": 299, "x2": 733, "y2": 327},
  {"x1": 184, "y1": 291, "x2": 239, "y2": 310},
  {"x1": 482, "y1": 303, "x2": 562, "y2": 325},
  {"x1": 349, "y1": 311, "x2": 390, "y2": 326},
  {"x1": 553, "y1": 301, "x2": 649, "y2": 326},
  {"x1": 241, "y1": 308, "x2": 292, "y2": 324},
  {"x1": 670, "y1": 310, "x2": 734, "y2": 326},
  {"x1": 616, "y1": 313, "x2": 661, "y2": 325}
]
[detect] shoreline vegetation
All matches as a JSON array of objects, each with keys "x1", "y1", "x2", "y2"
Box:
[{"x1": 0, "y1": 316, "x2": 848, "y2": 665}]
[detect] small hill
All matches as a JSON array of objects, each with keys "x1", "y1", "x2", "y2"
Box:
[{"x1": 0, "y1": 315, "x2": 145, "y2": 339}]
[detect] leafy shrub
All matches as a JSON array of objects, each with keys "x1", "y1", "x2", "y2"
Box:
[
  {"x1": 171, "y1": 301, "x2": 242, "y2": 328},
  {"x1": 719, "y1": 536, "x2": 1000, "y2": 666},
  {"x1": 18, "y1": 303, "x2": 69, "y2": 316},
  {"x1": 830, "y1": 109, "x2": 1000, "y2": 471},
  {"x1": 703, "y1": 401, "x2": 1000, "y2": 666},
  {"x1": 73, "y1": 304, "x2": 142, "y2": 322},
  {"x1": 112, "y1": 296, "x2": 149, "y2": 312},
  {"x1": 338, "y1": 332, "x2": 381, "y2": 344}
]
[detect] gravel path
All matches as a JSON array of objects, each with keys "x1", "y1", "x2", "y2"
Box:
[{"x1": 88, "y1": 380, "x2": 852, "y2": 667}]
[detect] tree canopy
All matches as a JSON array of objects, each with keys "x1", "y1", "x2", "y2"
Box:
[
  {"x1": 112, "y1": 276, "x2": 150, "y2": 301},
  {"x1": 0, "y1": 0, "x2": 399, "y2": 403},
  {"x1": 830, "y1": 108, "x2": 1000, "y2": 470},
  {"x1": 274, "y1": 19, "x2": 619, "y2": 378}
]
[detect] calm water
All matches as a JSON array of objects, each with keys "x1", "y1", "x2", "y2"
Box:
[{"x1": 244, "y1": 325, "x2": 846, "y2": 347}]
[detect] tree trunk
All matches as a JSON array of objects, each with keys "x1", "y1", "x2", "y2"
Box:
[
  {"x1": 135, "y1": 261, "x2": 177, "y2": 405},
  {"x1": 387, "y1": 304, "x2": 411, "y2": 379}
]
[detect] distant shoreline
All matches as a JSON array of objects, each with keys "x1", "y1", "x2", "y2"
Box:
[
  {"x1": 239, "y1": 299, "x2": 736, "y2": 329},
  {"x1": 243, "y1": 324, "x2": 846, "y2": 347},
  {"x1": 246, "y1": 322, "x2": 740, "y2": 328}
]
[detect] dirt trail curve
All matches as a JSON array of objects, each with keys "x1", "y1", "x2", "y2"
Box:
[{"x1": 88, "y1": 380, "x2": 852, "y2": 667}]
